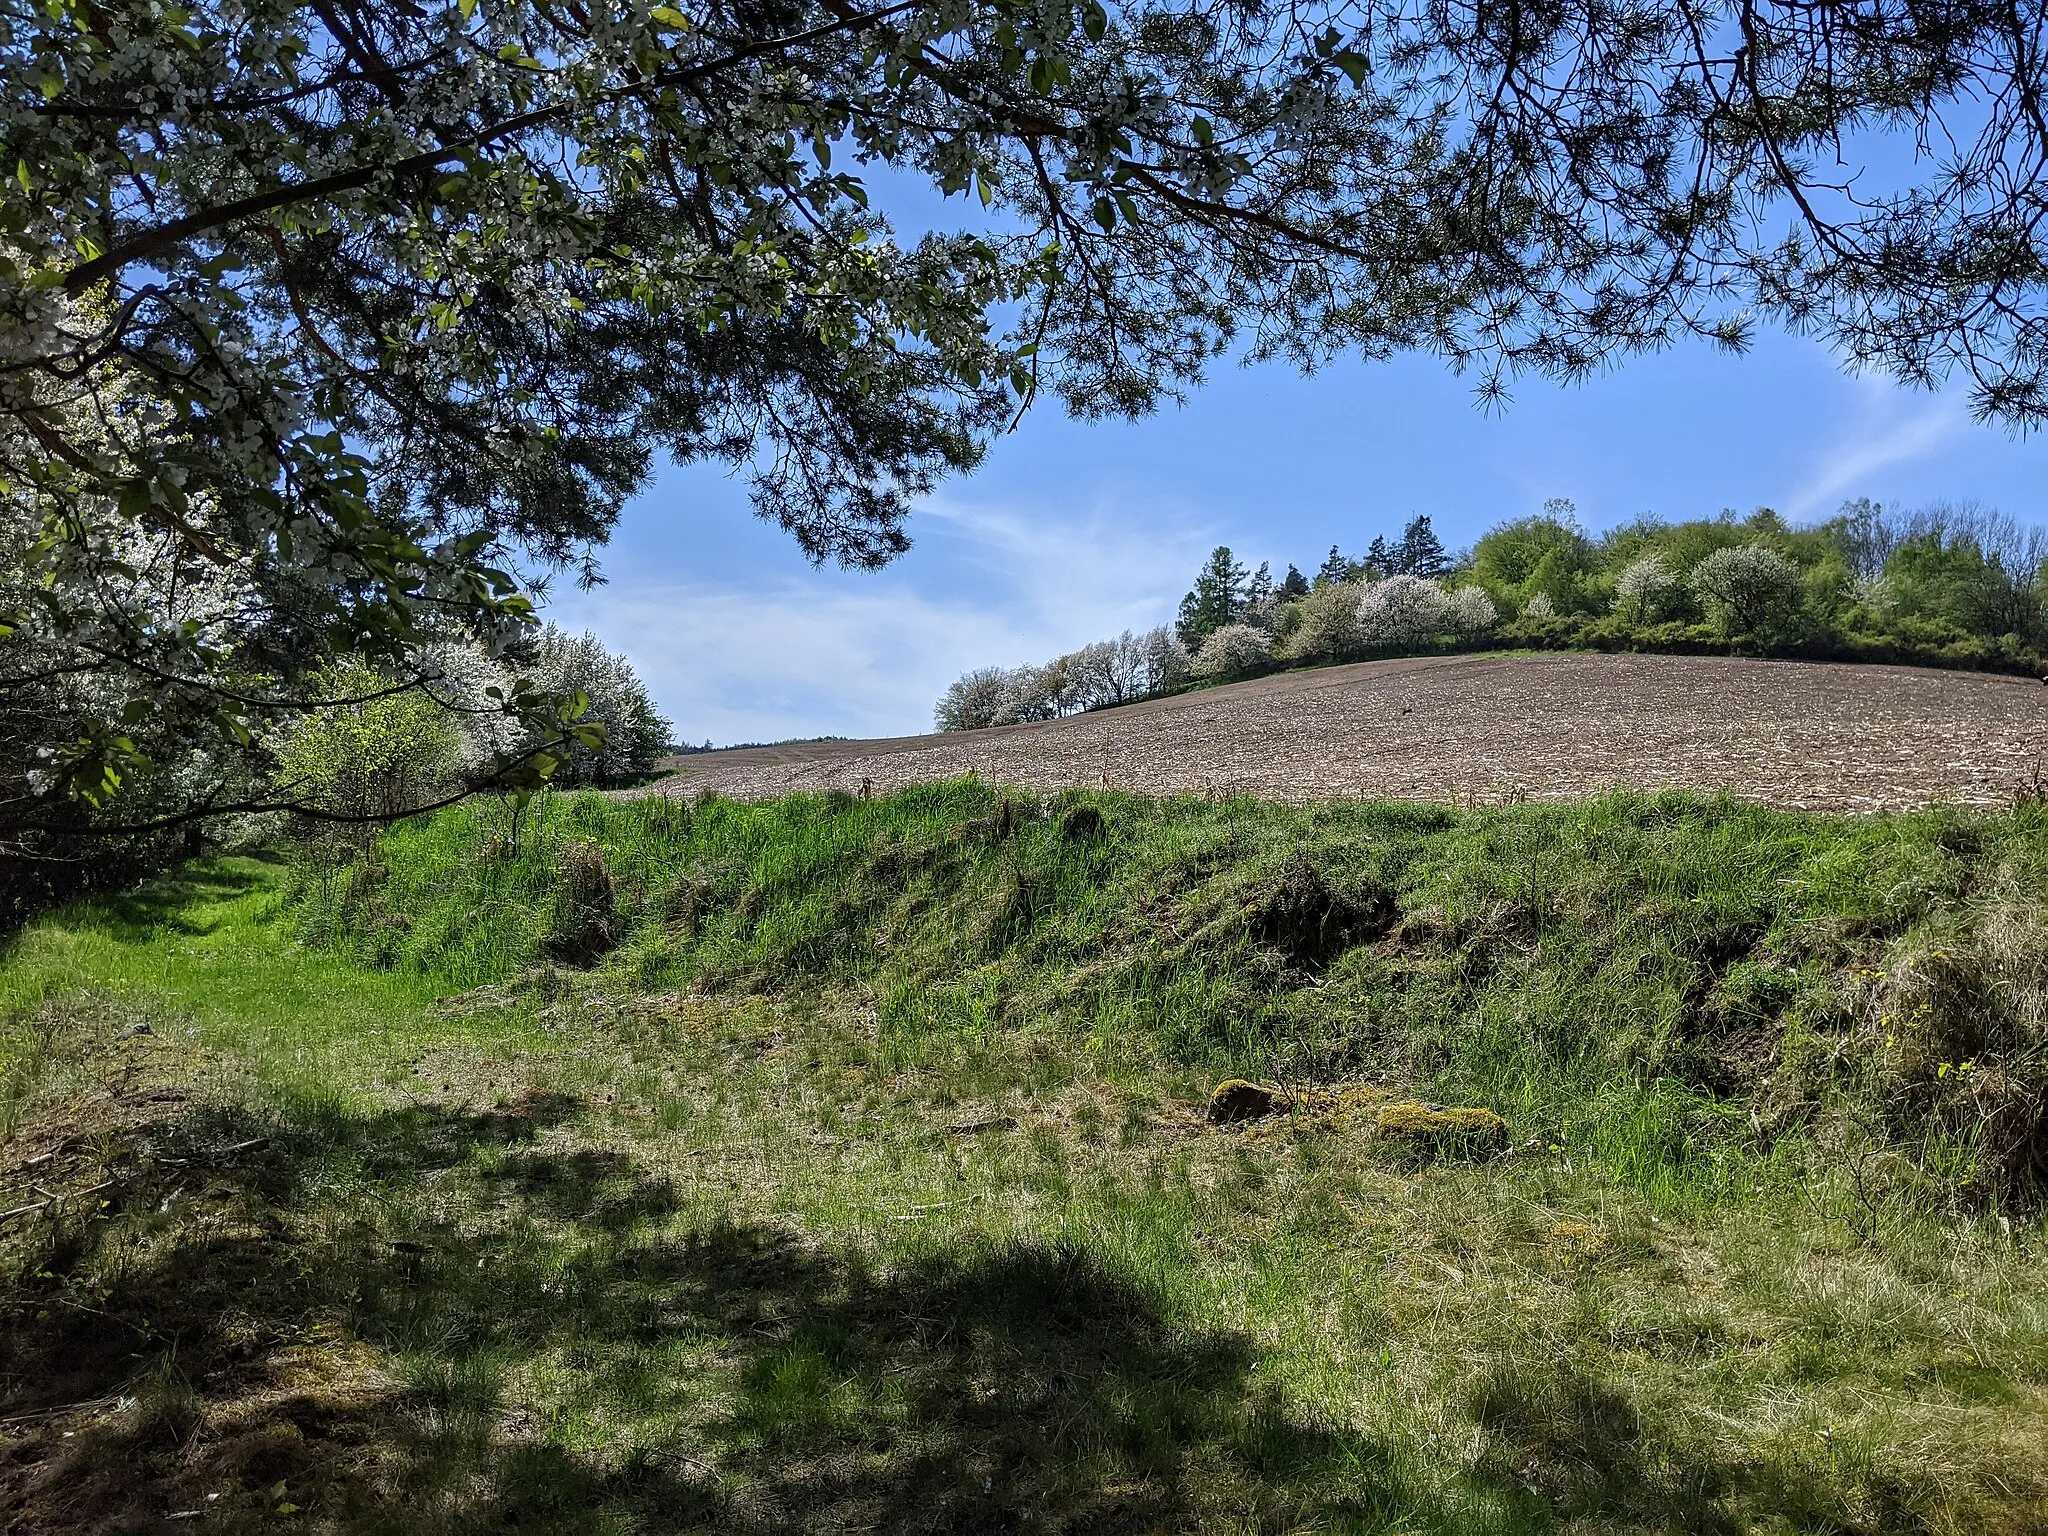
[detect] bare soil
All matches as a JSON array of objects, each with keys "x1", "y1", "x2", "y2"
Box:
[{"x1": 650, "y1": 653, "x2": 2048, "y2": 812}]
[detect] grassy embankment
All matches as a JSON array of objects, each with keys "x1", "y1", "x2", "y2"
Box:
[{"x1": 3, "y1": 782, "x2": 2047, "y2": 1532}]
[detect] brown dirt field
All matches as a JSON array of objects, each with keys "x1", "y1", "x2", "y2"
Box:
[{"x1": 647, "y1": 653, "x2": 2048, "y2": 813}]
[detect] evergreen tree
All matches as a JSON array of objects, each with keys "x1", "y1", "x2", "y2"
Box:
[
  {"x1": 1279, "y1": 564, "x2": 1311, "y2": 600},
  {"x1": 1314, "y1": 546, "x2": 1354, "y2": 587},
  {"x1": 1176, "y1": 547, "x2": 1249, "y2": 648},
  {"x1": 1246, "y1": 561, "x2": 1275, "y2": 607},
  {"x1": 1397, "y1": 515, "x2": 1450, "y2": 578},
  {"x1": 1363, "y1": 535, "x2": 1396, "y2": 578}
]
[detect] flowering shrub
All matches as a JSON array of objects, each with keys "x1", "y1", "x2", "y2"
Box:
[
  {"x1": 1357, "y1": 575, "x2": 1451, "y2": 646},
  {"x1": 519, "y1": 627, "x2": 673, "y2": 785},
  {"x1": 1520, "y1": 591, "x2": 1558, "y2": 619},
  {"x1": 1444, "y1": 585, "x2": 1499, "y2": 636},
  {"x1": 1277, "y1": 581, "x2": 1366, "y2": 662},
  {"x1": 415, "y1": 641, "x2": 524, "y2": 775},
  {"x1": 1191, "y1": 623, "x2": 1273, "y2": 678}
]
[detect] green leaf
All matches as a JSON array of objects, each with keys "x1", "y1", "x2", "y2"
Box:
[
  {"x1": 650, "y1": 4, "x2": 690, "y2": 27},
  {"x1": 1082, "y1": 0, "x2": 1107, "y2": 41}
]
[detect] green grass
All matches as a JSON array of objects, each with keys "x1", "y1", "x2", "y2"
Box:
[{"x1": 2, "y1": 787, "x2": 2047, "y2": 1532}]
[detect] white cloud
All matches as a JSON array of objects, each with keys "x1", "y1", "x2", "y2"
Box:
[
  {"x1": 545, "y1": 493, "x2": 1212, "y2": 744},
  {"x1": 1785, "y1": 383, "x2": 1968, "y2": 519}
]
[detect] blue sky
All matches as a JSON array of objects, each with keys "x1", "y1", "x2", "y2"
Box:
[{"x1": 549, "y1": 326, "x2": 2046, "y2": 746}]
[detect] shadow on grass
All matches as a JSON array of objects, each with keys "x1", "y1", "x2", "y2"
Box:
[
  {"x1": 39, "y1": 853, "x2": 290, "y2": 945},
  {"x1": 0, "y1": 1084, "x2": 1817, "y2": 1534}
]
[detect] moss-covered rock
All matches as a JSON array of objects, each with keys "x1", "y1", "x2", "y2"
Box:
[
  {"x1": 1208, "y1": 1079, "x2": 1279, "y2": 1122},
  {"x1": 1373, "y1": 1100, "x2": 1507, "y2": 1149}
]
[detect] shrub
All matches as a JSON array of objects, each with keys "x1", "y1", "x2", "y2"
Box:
[
  {"x1": 1276, "y1": 580, "x2": 1365, "y2": 662},
  {"x1": 1521, "y1": 591, "x2": 1557, "y2": 619},
  {"x1": 1357, "y1": 574, "x2": 1450, "y2": 647},
  {"x1": 1690, "y1": 544, "x2": 1805, "y2": 639},
  {"x1": 1191, "y1": 622, "x2": 1272, "y2": 678},
  {"x1": 415, "y1": 639, "x2": 523, "y2": 773},
  {"x1": 273, "y1": 659, "x2": 460, "y2": 831},
  {"x1": 1444, "y1": 584, "x2": 1499, "y2": 637}
]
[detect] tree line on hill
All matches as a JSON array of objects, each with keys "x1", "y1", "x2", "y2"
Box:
[{"x1": 935, "y1": 500, "x2": 2048, "y2": 730}]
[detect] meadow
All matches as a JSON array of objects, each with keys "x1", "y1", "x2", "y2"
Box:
[{"x1": 2, "y1": 783, "x2": 2046, "y2": 1532}]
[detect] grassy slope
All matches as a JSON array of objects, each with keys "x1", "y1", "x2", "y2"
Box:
[{"x1": 1, "y1": 787, "x2": 2045, "y2": 1533}]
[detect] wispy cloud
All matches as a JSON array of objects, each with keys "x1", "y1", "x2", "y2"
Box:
[
  {"x1": 546, "y1": 493, "x2": 1211, "y2": 744},
  {"x1": 1784, "y1": 383, "x2": 1969, "y2": 519}
]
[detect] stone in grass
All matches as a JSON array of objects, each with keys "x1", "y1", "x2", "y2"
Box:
[
  {"x1": 1373, "y1": 1099, "x2": 1508, "y2": 1150},
  {"x1": 1208, "y1": 1080, "x2": 1281, "y2": 1123}
]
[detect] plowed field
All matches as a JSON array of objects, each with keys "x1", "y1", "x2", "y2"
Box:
[{"x1": 650, "y1": 653, "x2": 2048, "y2": 812}]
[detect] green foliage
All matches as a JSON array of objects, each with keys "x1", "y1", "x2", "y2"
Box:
[
  {"x1": 1176, "y1": 547, "x2": 1249, "y2": 648},
  {"x1": 272, "y1": 660, "x2": 460, "y2": 825},
  {"x1": 1470, "y1": 514, "x2": 1597, "y2": 614},
  {"x1": 10, "y1": 810, "x2": 2048, "y2": 1530},
  {"x1": 302, "y1": 782, "x2": 2048, "y2": 1207}
]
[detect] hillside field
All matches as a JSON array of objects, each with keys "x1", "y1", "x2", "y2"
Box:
[{"x1": 655, "y1": 654, "x2": 2048, "y2": 813}]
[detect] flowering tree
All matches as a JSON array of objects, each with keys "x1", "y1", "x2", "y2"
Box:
[
  {"x1": 518, "y1": 628, "x2": 672, "y2": 784},
  {"x1": 1614, "y1": 555, "x2": 1680, "y2": 623},
  {"x1": 1444, "y1": 585, "x2": 1499, "y2": 637},
  {"x1": 1690, "y1": 545, "x2": 1806, "y2": 639},
  {"x1": 1190, "y1": 622, "x2": 1271, "y2": 678},
  {"x1": 1356, "y1": 574, "x2": 1450, "y2": 647},
  {"x1": 935, "y1": 625, "x2": 1183, "y2": 730},
  {"x1": 935, "y1": 666, "x2": 1014, "y2": 731},
  {"x1": 1278, "y1": 580, "x2": 1365, "y2": 662}
]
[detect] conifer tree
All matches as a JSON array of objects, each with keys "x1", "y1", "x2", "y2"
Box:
[
  {"x1": 1397, "y1": 516, "x2": 1450, "y2": 578},
  {"x1": 1175, "y1": 548, "x2": 1249, "y2": 648}
]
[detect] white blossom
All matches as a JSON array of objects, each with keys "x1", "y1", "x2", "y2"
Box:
[{"x1": 1190, "y1": 622, "x2": 1271, "y2": 678}]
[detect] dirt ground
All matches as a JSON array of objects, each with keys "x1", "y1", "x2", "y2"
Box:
[{"x1": 649, "y1": 653, "x2": 2048, "y2": 813}]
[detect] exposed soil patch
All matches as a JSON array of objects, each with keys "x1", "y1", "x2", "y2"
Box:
[{"x1": 646, "y1": 654, "x2": 2048, "y2": 813}]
